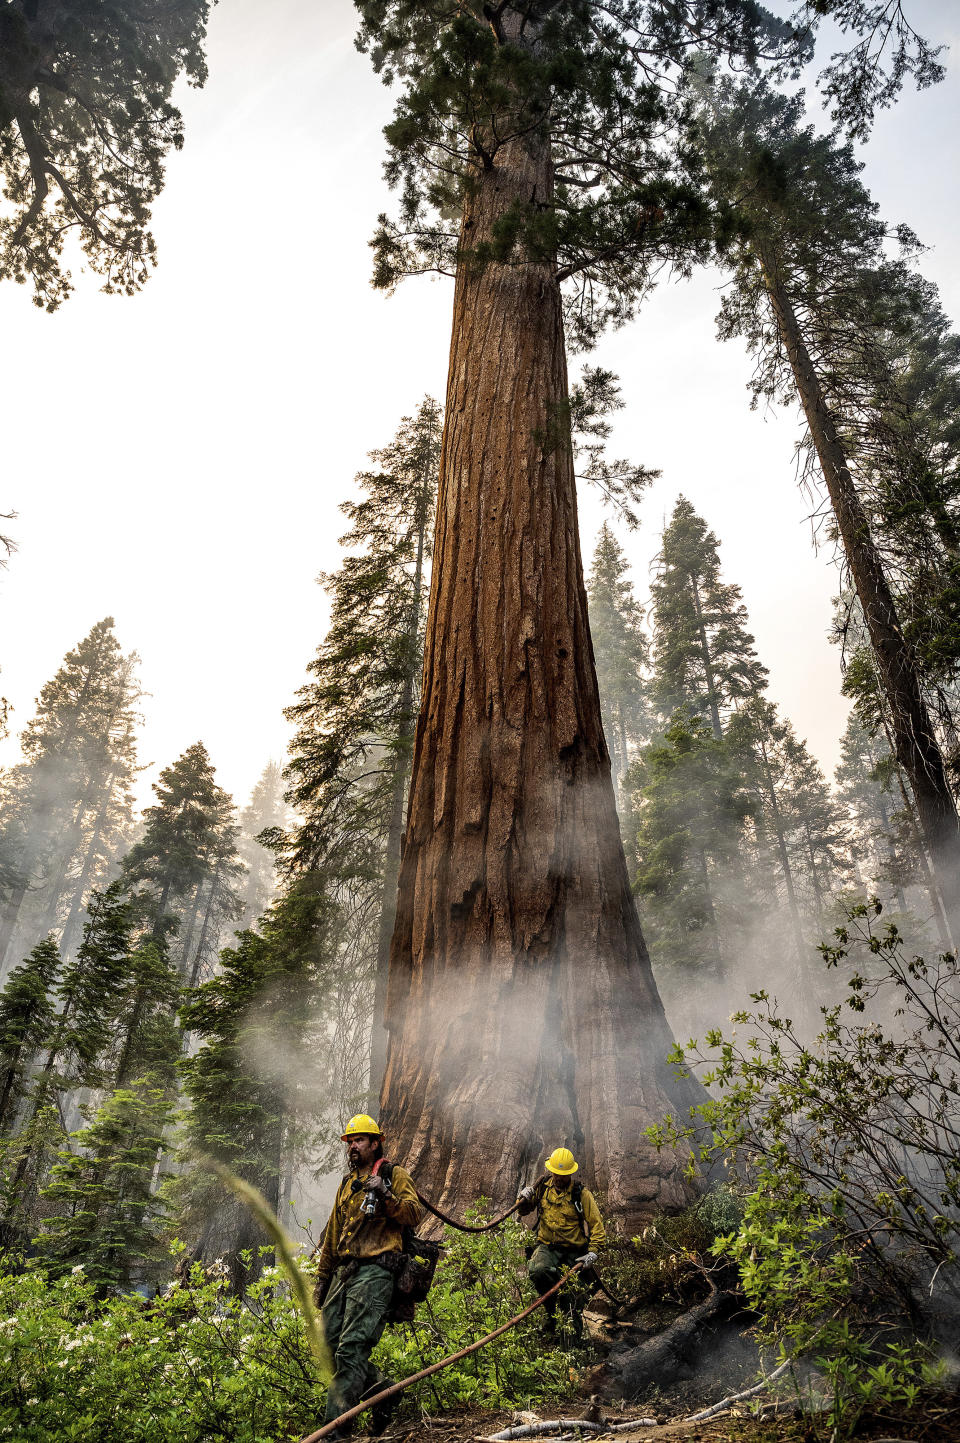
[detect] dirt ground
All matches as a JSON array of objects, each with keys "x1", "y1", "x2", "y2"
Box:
[{"x1": 374, "y1": 1400, "x2": 960, "y2": 1443}]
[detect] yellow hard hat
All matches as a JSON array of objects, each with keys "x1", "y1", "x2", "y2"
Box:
[
  {"x1": 341, "y1": 1113, "x2": 382, "y2": 1141},
  {"x1": 545, "y1": 1146, "x2": 578, "y2": 1175}
]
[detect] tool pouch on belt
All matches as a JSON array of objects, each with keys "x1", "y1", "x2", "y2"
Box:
[{"x1": 389, "y1": 1236, "x2": 442, "y2": 1323}]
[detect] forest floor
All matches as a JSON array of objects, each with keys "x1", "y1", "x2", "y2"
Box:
[
  {"x1": 374, "y1": 1407, "x2": 960, "y2": 1442},
  {"x1": 363, "y1": 1305, "x2": 960, "y2": 1443}
]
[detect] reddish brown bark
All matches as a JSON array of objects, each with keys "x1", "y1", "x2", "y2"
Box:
[{"x1": 378, "y1": 123, "x2": 699, "y2": 1229}]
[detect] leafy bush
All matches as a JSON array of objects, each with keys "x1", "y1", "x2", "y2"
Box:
[
  {"x1": 0, "y1": 1218, "x2": 580, "y2": 1441},
  {"x1": 0, "y1": 1257, "x2": 328, "y2": 1443},
  {"x1": 375, "y1": 1213, "x2": 580, "y2": 1412},
  {"x1": 650, "y1": 902, "x2": 958, "y2": 1437}
]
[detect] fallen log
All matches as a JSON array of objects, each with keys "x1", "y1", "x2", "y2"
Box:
[{"x1": 603, "y1": 1286, "x2": 736, "y2": 1399}]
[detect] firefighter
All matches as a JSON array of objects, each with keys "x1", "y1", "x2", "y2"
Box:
[
  {"x1": 517, "y1": 1146, "x2": 606, "y2": 1341},
  {"x1": 313, "y1": 1114, "x2": 422, "y2": 1439}
]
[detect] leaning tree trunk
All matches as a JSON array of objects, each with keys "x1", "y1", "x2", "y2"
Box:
[
  {"x1": 378, "y1": 119, "x2": 699, "y2": 1229},
  {"x1": 759, "y1": 241, "x2": 960, "y2": 946}
]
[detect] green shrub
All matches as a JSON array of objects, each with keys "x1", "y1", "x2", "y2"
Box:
[
  {"x1": 0, "y1": 1257, "x2": 328, "y2": 1443},
  {"x1": 375, "y1": 1214, "x2": 580, "y2": 1412},
  {"x1": 649, "y1": 902, "x2": 957, "y2": 1438},
  {"x1": 0, "y1": 1219, "x2": 580, "y2": 1441}
]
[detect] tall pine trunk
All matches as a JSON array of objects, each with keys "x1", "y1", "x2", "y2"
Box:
[
  {"x1": 690, "y1": 574, "x2": 723, "y2": 741},
  {"x1": 379, "y1": 120, "x2": 697, "y2": 1227},
  {"x1": 759, "y1": 242, "x2": 960, "y2": 944}
]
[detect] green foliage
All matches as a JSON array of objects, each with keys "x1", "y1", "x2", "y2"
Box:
[
  {"x1": 0, "y1": 1221, "x2": 582, "y2": 1441},
  {"x1": 280, "y1": 398, "x2": 442, "y2": 1149},
  {"x1": 374, "y1": 1214, "x2": 579, "y2": 1412},
  {"x1": 650, "y1": 901, "x2": 959, "y2": 1435},
  {"x1": 0, "y1": 1257, "x2": 329, "y2": 1443},
  {"x1": 173, "y1": 880, "x2": 332, "y2": 1286},
  {"x1": 587, "y1": 522, "x2": 650, "y2": 802},
  {"x1": 0, "y1": 1, "x2": 213, "y2": 309},
  {"x1": 0, "y1": 618, "x2": 141, "y2": 968},
  {"x1": 35, "y1": 1076, "x2": 174, "y2": 1295},
  {"x1": 0, "y1": 937, "x2": 59, "y2": 1132},
  {"x1": 631, "y1": 709, "x2": 752, "y2": 985},
  {"x1": 122, "y1": 741, "x2": 240, "y2": 949},
  {"x1": 650, "y1": 496, "x2": 767, "y2": 732},
  {"x1": 597, "y1": 1188, "x2": 743, "y2": 1308}
]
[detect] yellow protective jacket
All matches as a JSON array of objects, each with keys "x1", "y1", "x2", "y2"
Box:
[
  {"x1": 315, "y1": 1162, "x2": 422, "y2": 1285},
  {"x1": 519, "y1": 1177, "x2": 606, "y2": 1251}
]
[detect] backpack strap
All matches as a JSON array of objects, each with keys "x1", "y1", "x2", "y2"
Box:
[{"x1": 571, "y1": 1180, "x2": 590, "y2": 1245}]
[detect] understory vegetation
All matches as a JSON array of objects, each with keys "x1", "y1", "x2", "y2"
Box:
[{"x1": 0, "y1": 1222, "x2": 582, "y2": 1443}]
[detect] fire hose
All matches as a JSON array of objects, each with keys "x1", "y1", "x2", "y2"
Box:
[
  {"x1": 299, "y1": 1263, "x2": 584, "y2": 1443},
  {"x1": 311, "y1": 1179, "x2": 626, "y2": 1309},
  {"x1": 413, "y1": 1184, "x2": 624, "y2": 1310}
]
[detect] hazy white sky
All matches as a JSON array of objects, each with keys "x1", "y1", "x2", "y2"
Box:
[{"x1": 1, "y1": 0, "x2": 957, "y2": 818}]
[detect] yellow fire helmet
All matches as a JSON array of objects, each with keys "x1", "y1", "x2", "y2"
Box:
[
  {"x1": 340, "y1": 1113, "x2": 382, "y2": 1141},
  {"x1": 545, "y1": 1146, "x2": 578, "y2": 1175}
]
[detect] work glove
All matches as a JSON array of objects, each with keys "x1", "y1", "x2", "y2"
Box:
[
  {"x1": 519, "y1": 1186, "x2": 535, "y2": 1202},
  {"x1": 364, "y1": 1174, "x2": 388, "y2": 1196},
  {"x1": 314, "y1": 1274, "x2": 331, "y2": 1307},
  {"x1": 576, "y1": 1252, "x2": 598, "y2": 1269}
]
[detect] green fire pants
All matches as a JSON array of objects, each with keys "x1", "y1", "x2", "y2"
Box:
[
  {"x1": 528, "y1": 1243, "x2": 590, "y2": 1336},
  {"x1": 321, "y1": 1261, "x2": 395, "y2": 1428}
]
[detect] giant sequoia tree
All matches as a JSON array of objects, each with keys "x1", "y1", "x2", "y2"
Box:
[
  {"x1": 355, "y1": 1, "x2": 814, "y2": 1223},
  {"x1": 356, "y1": 0, "x2": 941, "y2": 1222}
]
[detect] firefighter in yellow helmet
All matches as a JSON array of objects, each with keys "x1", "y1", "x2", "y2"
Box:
[
  {"x1": 313, "y1": 1115, "x2": 422, "y2": 1438},
  {"x1": 517, "y1": 1147, "x2": 606, "y2": 1341}
]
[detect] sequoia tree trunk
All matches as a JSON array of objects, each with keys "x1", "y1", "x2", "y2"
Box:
[
  {"x1": 759, "y1": 242, "x2": 960, "y2": 946},
  {"x1": 378, "y1": 114, "x2": 699, "y2": 1229}
]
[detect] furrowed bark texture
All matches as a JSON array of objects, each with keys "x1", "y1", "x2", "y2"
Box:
[
  {"x1": 379, "y1": 128, "x2": 699, "y2": 1229},
  {"x1": 759, "y1": 243, "x2": 960, "y2": 944}
]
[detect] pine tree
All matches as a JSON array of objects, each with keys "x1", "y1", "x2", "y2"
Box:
[
  {"x1": 0, "y1": 2, "x2": 213, "y2": 309},
  {"x1": 0, "y1": 619, "x2": 140, "y2": 976},
  {"x1": 631, "y1": 710, "x2": 753, "y2": 1024},
  {"x1": 237, "y1": 763, "x2": 287, "y2": 931},
  {"x1": 700, "y1": 76, "x2": 960, "y2": 942},
  {"x1": 587, "y1": 523, "x2": 650, "y2": 799},
  {"x1": 35, "y1": 1077, "x2": 173, "y2": 1293},
  {"x1": 122, "y1": 742, "x2": 241, "y2": 959},
  {"x1": 0, "y1": 885, "x2": 134, "y2": 1243},
  {"x1": 0, "y1": 937, "x2": 59, "y2": 1133},
  {"x1": 283, "y1": 397, "x2": 440, "y2": 1104},
  {"x1": 174, "y1": 881, "x2": 331, "y2": 1288},
  {"x1": 650, "y1": 498, "x2": 768, "y2": 736},
  {"x1": 835, "y1": 708, "x2": 912, "y2": 910}
]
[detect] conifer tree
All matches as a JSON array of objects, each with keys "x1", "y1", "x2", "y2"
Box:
[
  {"x1": 587, "y1": 523, "x2": 650, "y2": 798},
  {"x1": 0, "y1": 937, "x2": 59, "y2": 1133},
  {"x1": 35, "y1": 1077, "x2": 173, "y2": 1293},
  {"x1": 0, "y1": 1, "x2": 213, "y2": 309},
  {"x1": 835, "y1": 708, "x2": 912, "y2": 909},
  {"x1": 631, "y1": 711, "x2": 752, "y2": 1022},
  {"x1": 353, "y1": 0, "x2": 943, "y2": 1218},
  {"x1": 0, "y1": 886, "x2": 134, "y2": 1243},
  {"x1": 699, "y1": 76, "x2": 960, "y2": 941},
  {"x1": 174, "y1": 881, "x2": 331, "y2": 1287},
  {"x1": 237, "y1": 763, "x2": 287, "y2": 931},
  {"x1": 122, "y1": 742, "x2": 241, "y2": 958},
  {"x1": 283, "y1": 397, "x2": 441, "y2": 1102},
  {"x1": 0, "y1": 619, "x2": 140, "y2": 975},
  {"x1": 650, "y1": 497, "x2": 767, "y2": 736}
]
